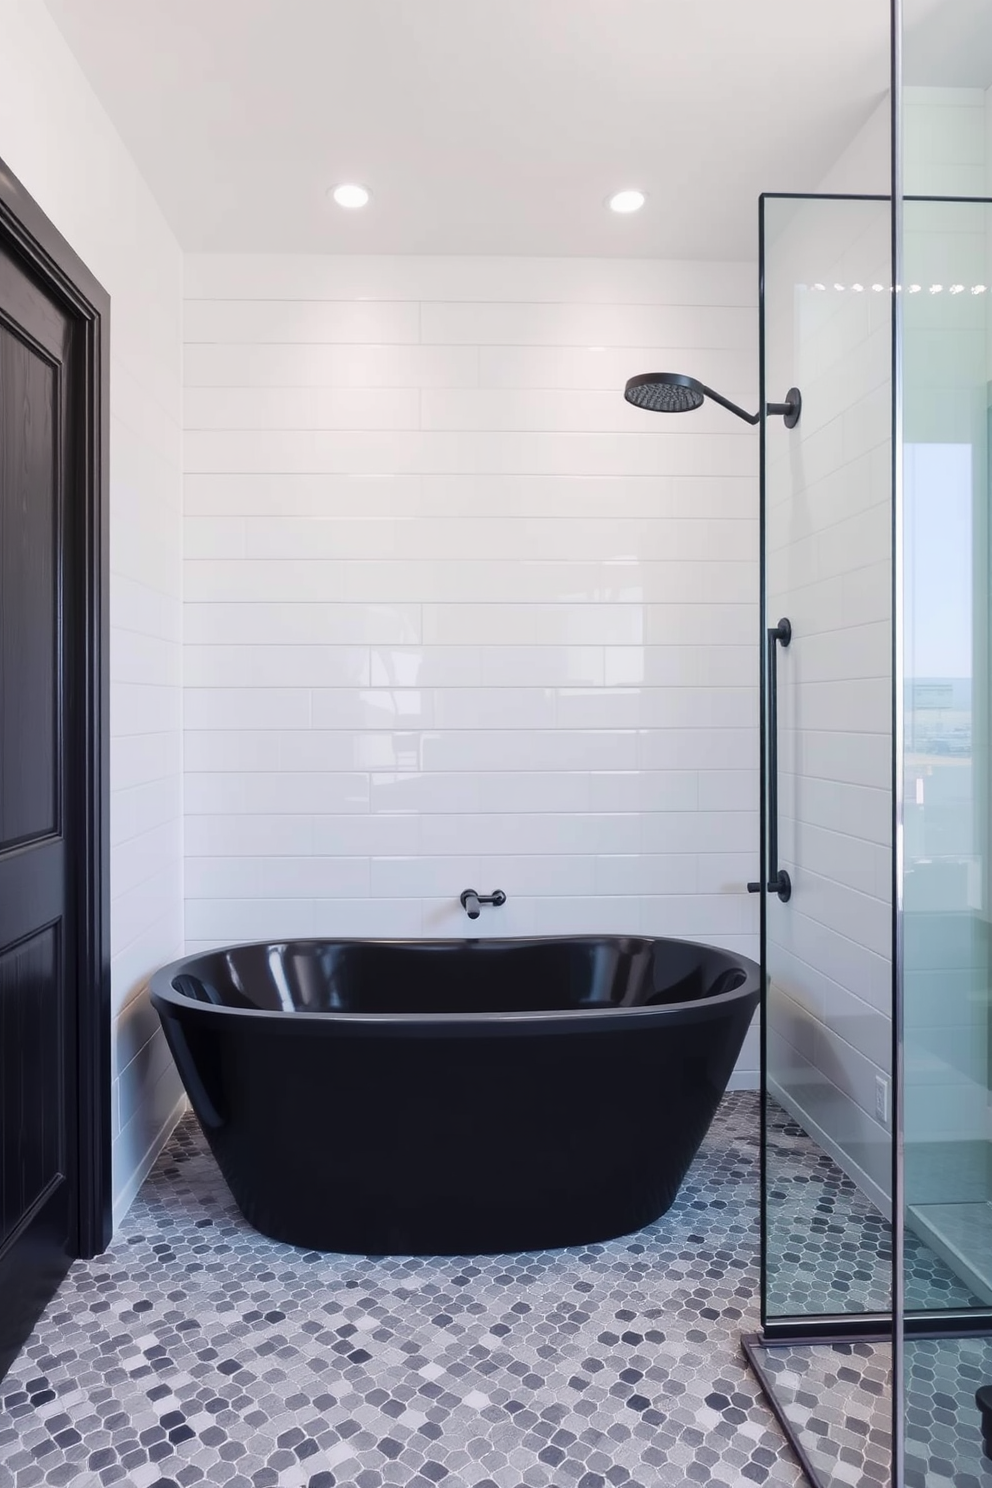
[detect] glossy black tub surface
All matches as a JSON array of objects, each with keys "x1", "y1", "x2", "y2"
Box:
[{"x1": 151, "y1": 936, "x2": 759, "y2": 1255}]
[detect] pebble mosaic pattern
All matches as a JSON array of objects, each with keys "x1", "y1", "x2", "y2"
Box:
[
  {"x1": 765, "y1": 1106, "x2": 980, "y2": 1318},
  {"x1": 903, "y1": 1337, "x2": 992, "y2": 1488},
  {"x1": 750, "y1": 1335, "x2": 992, "y2": 1488},
  {"x1": 747, "y1": 1340, "x2": 892, "y2": 1488},
  {"x1": 766, "y1": 1106, "x2": 891, "y2": 1317},
  {"x1": 757, "y1": 1111, "x2": 991, "y2": 1488},
  {"x1": 3, "y1": 1092, "x2": 986, "y2": 1488},
  {"x1": 1, "y1": 1092, "x2": 806, "y2": 1488}
]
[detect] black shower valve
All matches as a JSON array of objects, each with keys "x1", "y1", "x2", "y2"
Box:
[{"x1": 746, "y1": 871, "x2": 792, "y2": 902}]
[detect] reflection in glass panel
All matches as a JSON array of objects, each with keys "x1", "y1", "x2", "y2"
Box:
[
  {"x1": 897, "y1": 199, "x2": 992, "y2": 1487},
  {"x1": 898, "y1": 1, "x2": 992, "y2": 1481},
  {"x1": 902, "y1": 203, "x2": 992, "y2": 1309}
]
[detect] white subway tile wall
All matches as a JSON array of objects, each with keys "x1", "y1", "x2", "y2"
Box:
[
  {"x1": 0, "y1": 0, "x2": 185, "y2": 1220},
  {"x1": 183, "y1": 256, "x2": 761, "y2": 1084}
]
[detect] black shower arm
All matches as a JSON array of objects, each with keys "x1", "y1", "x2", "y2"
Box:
[{"x1": 700, "y1": 383, "x2": 800, "y2": 427}]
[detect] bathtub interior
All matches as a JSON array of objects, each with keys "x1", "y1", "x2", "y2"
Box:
[{"x1": 165, "y1": 936, "x2": 750, "y2": 1016}]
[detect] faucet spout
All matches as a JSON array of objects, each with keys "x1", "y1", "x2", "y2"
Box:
[{"x1": 459, "y1": 888, "x2": 505, "y2": 919}]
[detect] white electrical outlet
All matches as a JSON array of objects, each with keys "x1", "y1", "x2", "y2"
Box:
[{"x1": 875, "y1": 1074, "x2": 890, "y2": 1127}]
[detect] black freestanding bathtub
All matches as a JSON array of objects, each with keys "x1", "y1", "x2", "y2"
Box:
[{"x1": 150, "y1": 936, "x2": 758, "y2": 1256}]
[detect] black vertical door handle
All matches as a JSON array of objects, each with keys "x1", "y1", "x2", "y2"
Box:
[{"x1": 747, "y1": 617, "x2": 793, "y2": 903}]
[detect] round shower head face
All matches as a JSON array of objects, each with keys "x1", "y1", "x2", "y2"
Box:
[{"x1": 624, "y1": 371, "x2": 706, "y2": 414}]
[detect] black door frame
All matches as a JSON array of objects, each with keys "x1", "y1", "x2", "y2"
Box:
[{"x1": 0, "y1": 153, "x2": 111, "y2": 1259}]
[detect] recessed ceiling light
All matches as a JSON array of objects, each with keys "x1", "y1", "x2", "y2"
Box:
[
  {"x1": 608, "y1": 189, "x2": 646, "y2": 214},
  {"x1": 330, "y1": 183, "x2": 371, "y2": 210}
]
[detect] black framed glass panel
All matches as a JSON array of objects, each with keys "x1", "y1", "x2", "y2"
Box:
[
  {"x1": 760, "y1": 192, "x2": 896, "y2": 1335},
  {"x1": 898, "y1": 4, "x2": 992, "y2": 1485}
]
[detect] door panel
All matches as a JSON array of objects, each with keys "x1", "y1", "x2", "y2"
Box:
[
  {"x1": 0, "y1": 319, "x2": 59, "y2": 847},
  {"x1": 0, "y1": 926, "x2": 63, "y2": 1250},
  {"x1": 0, "y1": 241, "x2": 75, "y2": 1374}
]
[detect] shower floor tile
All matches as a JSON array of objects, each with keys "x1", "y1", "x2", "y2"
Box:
[
  {"x1": 751, "y1": 1109, "x2": 992, "y2": 1488},
  {"x1": 745, "y1": 1339, "x2": 893, "y2": 1488},
  {"x1": 909, "y1": 1201, "x2": 992, "y2": 1304},
  {"x1": 747, "y1": 1335, "x2": 992, "y2": 1488},
  {"x1": 765, "y1": 1105, "x2": 981, "y2": 1318},
  {"x1": 1, "y1": 1092, "x2": 803, "y2": 1488}
]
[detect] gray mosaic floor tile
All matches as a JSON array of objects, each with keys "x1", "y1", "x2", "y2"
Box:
[
  {"x1": 754, "y1": 1109, "x2": 992, "y2": 1488},
  {"x1": 1, "y1": 1093, "x2": 804, "y2": 1488},
  {"x1": 765, "y1": 1105, "x2": 979, "y2": 1319},
  {"x1": 748, "y1": 1339, "x2": 893, "y2": 1488},
  {"x1": 749, "y1": 1335, "x2": 992, "y2": 1488},
  {"x1": 903, "y1": 1336, "x2": 992, "y2": 1488},
  {"x1": 5, "y1": 1093, "x2": 984, "y2": 1488}
]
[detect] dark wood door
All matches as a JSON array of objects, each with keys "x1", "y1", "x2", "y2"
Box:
[{"x1": 0, "y1": 237, "x2": 85, "y2": 1376}]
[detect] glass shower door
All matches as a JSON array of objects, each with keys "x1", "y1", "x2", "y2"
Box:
[
  {"x1": 744, "y1": 190, "x2": 899, "y2": 1488},
  {"x1": 901, "y1": 198, "x2": 992, "y2": 1314},
  {"x1": 759, "y1": 193, "x2": 896, "y2": 1335}
]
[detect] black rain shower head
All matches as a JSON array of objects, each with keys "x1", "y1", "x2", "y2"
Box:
[
  {"x1": 624, "y1": 371, "x2": 706, "y2": 414},
  {"x1": 624, "y1": 371, "x2": 801, "y2": 428}
]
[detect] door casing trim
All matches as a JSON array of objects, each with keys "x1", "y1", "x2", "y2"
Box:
[{"x1": 0, "y1": 153, "x2": 111, "y2": 1259}]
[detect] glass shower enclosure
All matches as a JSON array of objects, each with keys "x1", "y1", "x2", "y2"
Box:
[{"x1": 744, "y1": 4, "x2": 992, "y2": 1478}]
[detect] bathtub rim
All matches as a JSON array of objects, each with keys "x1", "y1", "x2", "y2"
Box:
[{"x1": 150, "y1": 934, "x2": 760, "y2": 1040}]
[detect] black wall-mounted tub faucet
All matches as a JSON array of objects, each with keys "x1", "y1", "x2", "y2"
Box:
[{"x1": 460, "y1": 889, "x2": 507, "y2": 920}]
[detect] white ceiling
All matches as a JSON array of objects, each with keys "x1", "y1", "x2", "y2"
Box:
[{"x1": 43, "y1": 0, "x2": 893, "y2": 258}]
